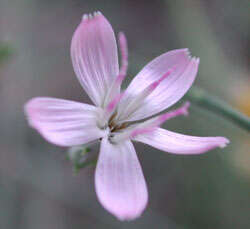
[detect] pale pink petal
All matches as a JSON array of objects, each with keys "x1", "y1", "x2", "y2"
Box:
[
  {"x1": 95, "y1": 138, "x2": 148, "y2": 220},
  {"x1": 134, "y1": 128, "x2": 229, "y2": 155},
  {"x1": 103, "y1": 32, "x2": 128, "y2": 107},
  {"x1": 118, "y1": 49, "x2": 199, "y2": 122},
  {"x1": 24, "y1": 97, "x2": 107, "y2": 146},
  {"x1": 71, "y1": 12, "x2": 119, "y2": 107}
]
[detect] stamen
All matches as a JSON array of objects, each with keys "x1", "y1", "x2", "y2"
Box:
[
  {"x1": 138, "y1": 101, "x2": 190, "y2": 131},
  {"x1": 155, "y1": 101, "x2": 190, "y2": 126},
  {"x1": 111, "y1": 102, "x2": 190, "y2": 143},
  {"x1": 105, "y1": 93, "x2": 124, "y2": 116},
  {"x1": 109, "y1": 127, "x2": 133, "y2": 143},
  {"x1": 100, "y1": 93, "x2": 123, "y2": 128},
  {"x1": 117, "y1": 32, "x2": 128, "y2": 79}
]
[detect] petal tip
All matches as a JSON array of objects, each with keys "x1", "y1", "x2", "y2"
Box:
[
  {"x1": 183, "y1": 49, "x2": 200, "y2": 64},
  {"x1": 182, "y1": 101, "x2": 190, "y2": 116},
  {"x1": 115, "y1": 210, "x2": 144, "y2": 221},
  {"x1": 23, "y1": 98, "x2": 38, "y2": 127},
  {"x1": 184, "y1": 48, "x2": 192, "y2": 59},
  {"x1": 81, "y1": 11, "x2": 102, "y2": 22},
  {"x1": 195, "y1": 57, "x2": 200, "y2": 64},
  {"x1": 82, "y1": 14, "x2": 88, "y2": 21},
  {"x1": 118, "y1": 31, "x2": 125, "y2": 38},
  {"x1": 95, "y1": 178, "x2": 148, "y2": 221},
  {"x1": 23, "y1": 101, "x2": 30, "y2": 115},
  {"x1": 218, "y1": 137, "x2": 230, "y2": 148},
  {"x1": 112, "y1": 195, "x2": 148, "y2": 221}
]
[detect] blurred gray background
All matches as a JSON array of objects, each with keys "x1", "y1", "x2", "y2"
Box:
[{"x1": 0, "y1": 0, "x2": 249, "y2": 228}]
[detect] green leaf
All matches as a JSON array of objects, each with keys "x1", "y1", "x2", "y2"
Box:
[{"x1": 67, "y1": 144, "x2": 98, "y2": 175}]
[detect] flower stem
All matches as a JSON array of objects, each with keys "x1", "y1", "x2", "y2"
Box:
[{"x1": 186, "y1": 86, "x2": 250, "y2": 131}]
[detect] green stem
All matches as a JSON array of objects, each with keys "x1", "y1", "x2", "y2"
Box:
[{"x1": 186, "y1": 87, "x2": 250, "y2": 131}]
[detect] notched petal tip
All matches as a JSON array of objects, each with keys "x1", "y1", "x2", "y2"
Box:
[
  {"x1": 173, "y1": 48, "x2": 193, "y2": 61},
  {"x1": 82, "y1": 11, "x2": 102, "y2": 21},
  {"x1": 182, "y1": 48, "x2": 200, "y2": 64},
  {"x1": 185, "y1": 48, "x2": 190, "y2": 56},
  {"x1": 192, "y1": 57, "x2": 200, "y2": 65},
  {"x1": 180, "y1": 48, "x2": 189, "y2": 53},
  {"x1": 94, "y1": 11, "x2": 102, "y2": 16},
  {"x1": 82, "y1": 14, "x2": 88, "y2": 21},
  {"x1": 180, "y1": 48, "x2": 191, "y2": 59},
  {"x1": 180, "y1": 49, "x2": 200, "y2": 71}
]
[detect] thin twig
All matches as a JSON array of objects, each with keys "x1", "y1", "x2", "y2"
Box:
[{"x1": 186, "y1": 86, "x2": 250, "y2": 131}]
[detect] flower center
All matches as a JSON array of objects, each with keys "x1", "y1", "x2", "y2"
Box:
[{"x1": 107, "y1": 111, "x2": 129, "y2": 133}]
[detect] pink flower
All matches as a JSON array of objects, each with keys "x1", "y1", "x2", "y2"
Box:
[{"x1": 24, "y1": 12, "x2": 229, "y2": 221}]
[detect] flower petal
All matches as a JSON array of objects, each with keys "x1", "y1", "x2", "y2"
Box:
[
  {"x1": 134, "y1": 128, "x2": 229, "y2": 155},
  {"x1": 95, "y1": 138, "x2": 148, "y2": 220},
  {"x1": 71, "y1": 12, "x2": 119, "y2": 107},
  {"x1": 24, "y1": 97, "x2": 107, "y2": 146},
  {"x1": 118, "y1": 49, "x2": 199, "y2": 121}
]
